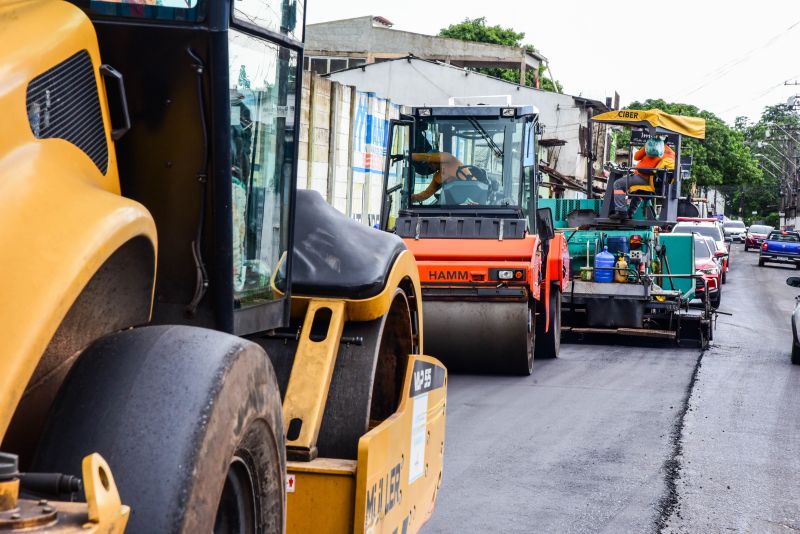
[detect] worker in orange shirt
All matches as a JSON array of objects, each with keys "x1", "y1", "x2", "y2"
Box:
[
  {"x1": 611, "y1": 136, "x2": 675, "y2": 219},
  {"x1": 410, "y1": 152, "x2": 476, "y2": 202}
]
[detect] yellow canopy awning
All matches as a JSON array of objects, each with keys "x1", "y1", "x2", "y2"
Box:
[{"x1": 592, "y1": 109, "x2": 706, "y2": 139}]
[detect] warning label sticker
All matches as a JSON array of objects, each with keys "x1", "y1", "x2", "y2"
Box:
[
  {"x1": 286, "y1": 474, "x2": 296, "y2": 493},
  {"x1": 408, "y1": 392, "x2": 428, "y2": 484}
]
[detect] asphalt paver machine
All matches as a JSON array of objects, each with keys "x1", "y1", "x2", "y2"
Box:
[
  {"x1": 381, "y1": 105, "x2": 569, "y2": 374},
  {"x1": 0, "y1": 1, "x2": 445, "y2": 532},
  {"x1": 541, "y1": 109, "x2": 715, "y2": 347}
]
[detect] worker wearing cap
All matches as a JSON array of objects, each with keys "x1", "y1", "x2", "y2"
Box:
[
  {"x1": 410, "y1": 152, "x2": 475, "y2": 202},
  {"x1": 611, "y1": 137, "x2": 675, "y2": 219}
]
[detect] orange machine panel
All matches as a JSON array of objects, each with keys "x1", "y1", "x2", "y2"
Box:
[{"x1": 403, "y1": 236, "x2": 539, "y2": 262}]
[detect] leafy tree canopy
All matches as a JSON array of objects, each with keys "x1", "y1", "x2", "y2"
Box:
[
  {"x1": 730, "y1": 104, "x2": 800, "y2": 223},
  {"x1": 438, "y1": 17, "x2": 562, "y2": 93},
  {"x1": 439, "y1": 16, "x2": 525, "y2": 47}
]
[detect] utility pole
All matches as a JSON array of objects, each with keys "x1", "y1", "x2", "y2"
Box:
[{"x1": 585, "y1": 105, "x2": 594, "y2": 199}]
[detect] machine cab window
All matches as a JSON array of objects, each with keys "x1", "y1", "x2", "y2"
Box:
[
  {"x1": 383, "y1": 106, "x2": 539, "y2": 234},
  {"x1": 233, "y1": 0, "x2": 304, "y2": 41},
  {"x1": 409, "y1": 113, "x2": 528, "y2": 209},
  {"x1": 228, "y1": 30, "x2": 298, "y2": 310},
  {"x1": 76, "y1": 0, "x2": 202, "y2": 21}
]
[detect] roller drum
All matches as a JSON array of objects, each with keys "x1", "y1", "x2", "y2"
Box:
[{"x1": 423, "y1": 300, "x2": 532, "y2": 374}]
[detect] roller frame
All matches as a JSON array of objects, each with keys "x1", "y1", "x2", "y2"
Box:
[{"x1": 258, "y1": 250, "x2": 447, "y2": 533}]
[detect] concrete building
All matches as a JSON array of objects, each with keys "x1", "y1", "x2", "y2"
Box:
[
  {"x1": 305, "y1": 15, "x2": 545, "y2": 87},
  {"x1": 326, "y1": 56, "x2": 612, "y2": 198}
]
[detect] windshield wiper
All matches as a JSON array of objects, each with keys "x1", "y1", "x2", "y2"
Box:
[{"x1": 468, "y1": 118, "x2": 503, "y2": 158}]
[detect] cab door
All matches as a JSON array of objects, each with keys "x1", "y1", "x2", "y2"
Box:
[{"x1": 381, "y1": 119, "x2": 413, "y2": 232}]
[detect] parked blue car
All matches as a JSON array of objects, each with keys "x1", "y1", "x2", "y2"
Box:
[
  {"x1": 759, "y1": 230, "x2": 800, "y2": 268},
  {"x1": 787, "y1": 276, "x2": 800, "y2": 364}
]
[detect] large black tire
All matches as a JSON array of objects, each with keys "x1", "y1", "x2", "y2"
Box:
[
  {"x1": 535, "y1": 286, "x2": 561, "y2": 359},
  {"x1": 793, "y1": 343, "x2": 800, "y2": 365},
  {"x1": 709, "y1": 289, "x2": 721, "y2": 309},
  {"x1": 32, "y1": 326, "x2": 285, "y2": 534}
]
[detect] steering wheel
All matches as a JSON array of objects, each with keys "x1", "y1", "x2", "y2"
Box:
[
  {"x1": 455, "y1": 165, "x2": 491, "y2": 186},
  {"x1": 455, "y1": 165, "x2": 502, "y2": 201}
]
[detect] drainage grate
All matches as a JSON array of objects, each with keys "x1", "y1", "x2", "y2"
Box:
[{"x1": 26, "y1": 50, "x2": 108, "y2": 173}]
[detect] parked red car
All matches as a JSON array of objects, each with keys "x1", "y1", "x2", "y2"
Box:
[
  {"x1": 672, "y1": 218, "x2": 729, "y2": 283},
  {"x1": 694, "y1": 235, "x2": 721, "y2": 308},
  {"x1": 744, "y1": 224, "x2": 775, "y2": 251}
]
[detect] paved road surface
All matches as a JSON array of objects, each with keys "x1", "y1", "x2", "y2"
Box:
[{"x1": 423, "y1": 245, "x2": 800, "y2": 533}]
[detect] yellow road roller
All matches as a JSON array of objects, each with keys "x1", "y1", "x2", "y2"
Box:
[{"x1": 0, "y1": 1, "x2": 446, "y2": 532}]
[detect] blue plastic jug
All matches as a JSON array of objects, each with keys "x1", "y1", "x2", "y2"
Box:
[
  {"x1": 606, "y1": 236, "x2": 629, "y2": 255},
  {"x1": 594, "y1": 246, "x2": 615, "y2": 283}
]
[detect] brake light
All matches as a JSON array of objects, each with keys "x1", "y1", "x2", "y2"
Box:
[
  {"x1": 677, "y1": 217, "x2": 718, "y2": 222},
  {"x1": 762, "y1": 242, "x2": 768, "y2": 251}
]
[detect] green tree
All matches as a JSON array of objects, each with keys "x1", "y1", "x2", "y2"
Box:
[
  {"x1": 734, "y1": 104, "x2": 800, "y2": 223},
  {"x1": 438, "y1": 17, "x2": 561, "y2": 93}
]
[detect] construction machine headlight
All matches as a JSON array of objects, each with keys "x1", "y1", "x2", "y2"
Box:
[
  {"x1": 490, "y1": 268, "x2": 525, "y2": 281},
  {"x1": 417, "y1": 108, "x2": 432, "y2": 117},
  {"x1": 501, "y1": 107, "x2": 516, "y2": 117}
]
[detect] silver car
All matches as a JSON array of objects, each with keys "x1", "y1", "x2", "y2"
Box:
[{"x1": 723, "y1": 220, "x2": 747, "y2": 242}]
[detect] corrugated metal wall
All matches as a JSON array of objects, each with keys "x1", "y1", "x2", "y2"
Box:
[{"x1": 297, "y1": 74, "x2": 400, "y2": 226}]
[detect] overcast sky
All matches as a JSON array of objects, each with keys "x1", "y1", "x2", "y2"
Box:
[{"x1": 306, "y1": 0, "x2": 800, "y2": 125}]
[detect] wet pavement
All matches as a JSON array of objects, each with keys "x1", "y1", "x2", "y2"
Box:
[{"x1": 423, "y1": 245, "x2": 800, "y2": 533}]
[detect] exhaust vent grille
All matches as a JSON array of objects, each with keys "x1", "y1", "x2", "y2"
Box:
[{"x1": 26, "y1": 50, "x2": 108, "y2": 173}]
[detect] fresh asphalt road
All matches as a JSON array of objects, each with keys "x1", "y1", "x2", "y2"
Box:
[{"x1": 423, "y1": 245, "x2": 800, "y2": 533}]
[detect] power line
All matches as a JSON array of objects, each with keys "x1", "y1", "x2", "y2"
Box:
[
  {"x1": 718, "y1": 74, "x2": 800, "y2": 115},
  {"x1": 671, "y1": 19, "x2": 800, "y2": 100}
]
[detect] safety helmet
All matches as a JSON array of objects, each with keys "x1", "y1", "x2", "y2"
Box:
[{"x1": 645, "y1": 137, "x2": 665, "y2": 158}]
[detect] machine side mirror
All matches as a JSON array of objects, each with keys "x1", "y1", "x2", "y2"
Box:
[
  {"x1": 536, "y1": 207, "x2": 555, "y2": 241},
  {"x1": 714, "y1": 250, "x2": 728, "y2": 258},
  {"x1": 787, "y1": 276, "x2": 800, "y2": 288},
  {"x1": 724, "y1": 236, "x2": 733, "y2": 243}
]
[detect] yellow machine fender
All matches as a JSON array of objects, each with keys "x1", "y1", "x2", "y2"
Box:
[
  {"x1": 0, "y1": 142, "x2": 157, "y2": 439},
  {"x1": 354, "y1": 354, "x2": 447, "y2": 533},
  {"x1": 280, "y1": 249, "x2": 447, "y2": 533}
]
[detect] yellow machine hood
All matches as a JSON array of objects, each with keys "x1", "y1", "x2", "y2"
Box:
[{"x1": 592, "y1": 109, "x2": 706, "y2": 139}]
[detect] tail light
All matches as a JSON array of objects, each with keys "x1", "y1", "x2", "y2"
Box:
[{"x1": 762, "y1": 242, "x2": 768, "y2": 251}]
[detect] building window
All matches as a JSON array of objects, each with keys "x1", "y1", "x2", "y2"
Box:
[
  {"x1": 303, "y1": 57, "x2": 368, "y2": 74},
  {"x1": 310, "y1": 58, "x2": 328, "y2": 75},
  {"x1": 329, "y1": 58, "x2": 348, "y2": 72}
]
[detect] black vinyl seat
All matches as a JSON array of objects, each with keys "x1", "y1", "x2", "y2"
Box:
[{"x1": 285, "y1": 189, "x2": 407, "y2": 300}]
